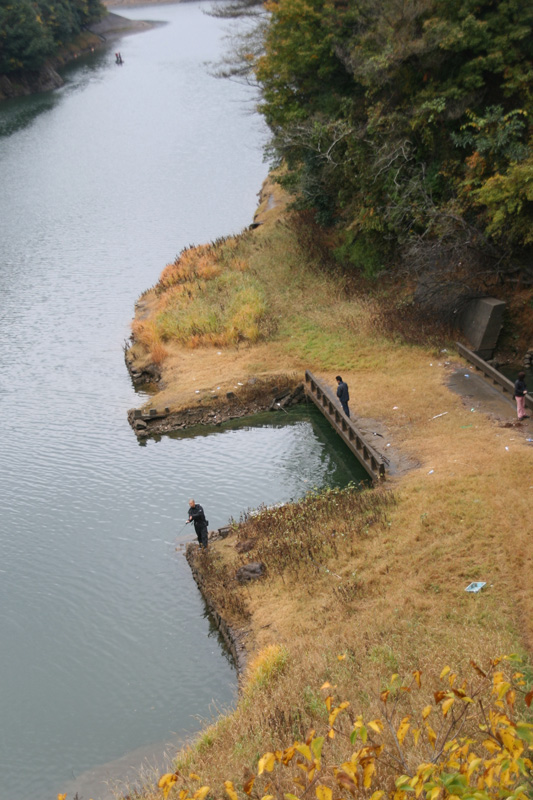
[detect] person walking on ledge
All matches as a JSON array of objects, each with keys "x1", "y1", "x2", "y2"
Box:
[
  {"x1": 513, "y1": 371, "x2": 529, "y2": 421},
  {"x1": 336, "y1": 375, "x2": 350, "y2": 418},
  {"x1": 186, "y1": 498, "x2": 209, "y2": 549}
]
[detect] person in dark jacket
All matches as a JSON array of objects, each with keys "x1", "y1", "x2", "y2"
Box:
[
  {"x1": 336, "y1": 375, "x2": 350, "y2": 418},
  {"x1": 514, "y1": 371, "x2": 528, "y2": 421},
  {"x1": 186, "y1": 499, "x2": 209, "y2": 548}
]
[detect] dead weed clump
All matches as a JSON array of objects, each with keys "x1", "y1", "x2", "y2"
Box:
[
  {"x1": 234, "y1": 373, "x2": 300, "y2": 405},
  {"x1": 131, "y1": 319, "x2": 170, "y2": 365},
  {"x1": 193, "y1": 548, "x2": 250, "y2": 625},
  {"x1": 235, "y1": 485, "x2": 395, "y2": 578}
]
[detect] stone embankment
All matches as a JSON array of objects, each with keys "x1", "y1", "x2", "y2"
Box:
[
  {"x1": 185, "y1": 533, "x2": 250, "y2": 680},
  {"x1": 127, "y1": 382, "x2": 306, "y2": 438}
]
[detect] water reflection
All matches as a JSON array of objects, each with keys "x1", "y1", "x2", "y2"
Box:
[
  {"x1": 0, "y1": 91, "x2": 60, "y2": 137},
  {"x1": 164, "y1": 407, "x2": 370, "y2": 489}
]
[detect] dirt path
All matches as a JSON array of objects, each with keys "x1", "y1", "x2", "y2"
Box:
[{"x1": 448, "y1": 366, "x2": 533, "y2": 435}]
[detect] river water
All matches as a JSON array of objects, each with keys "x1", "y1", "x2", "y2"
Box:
[{"x1": 0, "y1": 5, "x2": 366, "y2": 799}]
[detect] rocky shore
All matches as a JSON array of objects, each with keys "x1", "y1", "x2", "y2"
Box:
[{"x1": 0, "y1": 63, "x2": 66, "y2": 100}]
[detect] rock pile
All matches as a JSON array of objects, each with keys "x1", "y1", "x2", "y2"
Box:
[{"x1": 523, "y1": 349, "x2": 533, "y2": 368}]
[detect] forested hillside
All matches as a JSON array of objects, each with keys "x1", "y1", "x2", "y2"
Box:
[
  {"x1": 0, "y1": 0, "x2": 104, "y2": 74},
  {"x1": 239, "y1": 0, "x2": 533, "y2": 317}
]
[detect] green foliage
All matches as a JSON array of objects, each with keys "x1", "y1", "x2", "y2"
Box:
[
  {"x1": 0, "y1": 1, "x2": 53, "y2": 71},
  {"x1": 252, "y1": 0, "x2": 533, "y2": 280},
  {"x1": 472, "y1": 148, "x2": 533, "y2": 246},
  {"x1": 334, "y1": 231, "x2": 388, "y2": 278},
  {"x1": 0, "y1": 0, "x2": 104, "y2": 74}
]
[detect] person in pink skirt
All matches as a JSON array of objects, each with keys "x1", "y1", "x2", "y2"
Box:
[{"x1": 513, "y1": 371, "x2": 528, "y2": 420}]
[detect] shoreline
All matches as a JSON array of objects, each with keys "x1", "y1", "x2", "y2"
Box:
[
  {"x1": 87, "y1": 10, "x2": 163, "y2": 38},
  {"x1": 186, "y1": 538, "x2": 249, "y2": 680},
  {"x1": 0, "y1": 12, "x2": 158, "y2": 102}
]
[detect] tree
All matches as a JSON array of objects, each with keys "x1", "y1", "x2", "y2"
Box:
[
  {"x1": 0, "y1": 1, "x2": 54, "y2": 72},
  {"x1": 250, "y1": 0, "x2": 533, "y2": 285},
  {"x1": 0, "y1": 0, "x2": 104, "y2": 75}
]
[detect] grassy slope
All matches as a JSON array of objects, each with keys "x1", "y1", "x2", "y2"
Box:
[{"x1": 127, "y1": 179, "x2": 533, "y2": 800}]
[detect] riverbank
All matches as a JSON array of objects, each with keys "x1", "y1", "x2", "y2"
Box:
[
  {"x1": 0, "y1": 12, "x2": 156, "y2": 102},
  {"x1": 126, "y1": 176, "x2": 533, "y2": 800}
]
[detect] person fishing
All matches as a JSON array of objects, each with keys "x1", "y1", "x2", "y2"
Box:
[{"x1": 186, "y1": 498, "x2": 209, "y2": 549}]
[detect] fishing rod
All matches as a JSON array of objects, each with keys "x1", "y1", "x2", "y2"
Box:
[{"x1": 175, "y1": 520, "x2": 191, "y2": 540}]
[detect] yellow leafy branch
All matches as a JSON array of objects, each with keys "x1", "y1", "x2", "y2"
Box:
[{"x1": 156, "y1": 656, "x2": 533, "y2": 800}]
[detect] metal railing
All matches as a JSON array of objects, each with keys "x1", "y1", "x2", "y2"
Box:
[
  {"x1": 455, "y1": 342, "x2": 533, "y2": 412},
  {"x1": 304, "y1": 371, "x2": 386, "y2": 483}
]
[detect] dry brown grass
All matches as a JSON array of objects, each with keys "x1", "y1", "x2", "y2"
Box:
[
  {"x1": 127, "y1": 176, "x2": 533, "y2": 800},
  {"x1": 172, "y1": 484, "x2": 521, "y2": 788}
]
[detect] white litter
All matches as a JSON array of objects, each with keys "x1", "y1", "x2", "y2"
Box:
[
  {"x1": 428, "y1": 469, "x2": 434, "y2": 474},
  {"x1": 430, "y1": 412, "x2": 448, "y2": 420},
  {"x1": 464, "y1": 373, "x2": 470, "y2": 378},
  {"x1": 465, "y1": 582, "x2": 486, "y2": 593},
  {"x1": 393, "y1": 406, "x2": 399, "y2": 410},
  {"x1": 505, "y1": 446, "x2": 509, "y2": 451},
  {"x1": 217, "y1": 351, "x2": 222, "y2": 355},
  {"x1": 195, "y1": 390, "x2": 200, "y2": 394},
  {"x1": 386, "y1": 443, "x2": 391, "y2": 447},
  {"x1": 238, "y1": 382, "x2": 244, "y2": 386}
]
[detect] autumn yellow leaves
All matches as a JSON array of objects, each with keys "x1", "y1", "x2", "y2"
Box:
[{"x1": 156, "y1": 655, "x2": 533, "y2": 800}]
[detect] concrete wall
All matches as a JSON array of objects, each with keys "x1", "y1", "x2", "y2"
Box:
[{"x1": 459, "y1": 297, "x2": 505, "y2": 358}]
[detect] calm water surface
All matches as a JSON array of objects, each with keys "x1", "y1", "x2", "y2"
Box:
[{"x1": 0, "y1": 5, "x2": 365, "y2": 799}]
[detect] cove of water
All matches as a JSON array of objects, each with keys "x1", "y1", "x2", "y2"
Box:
[{"x1": 0, "y1": 5, "x2": 367, "y2": 799}]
